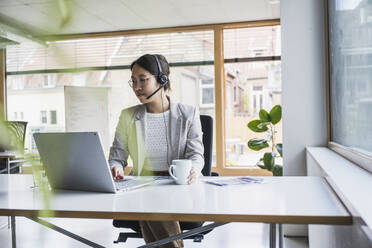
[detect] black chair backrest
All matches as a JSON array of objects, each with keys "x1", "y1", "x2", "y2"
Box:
[
  {"x1": 200, "y1": 115, "x2": 213, "y2": 176},
  {"x1": 0, "y1": 121, "x2": 28, "y2": 152}
]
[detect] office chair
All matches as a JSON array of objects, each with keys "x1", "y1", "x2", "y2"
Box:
[
  {"x1": 0, "y1": 121, "x2": 28, "y2": 174},
  {"x1": 113, "y1": 115, "x2": 217, "y2": 244}
]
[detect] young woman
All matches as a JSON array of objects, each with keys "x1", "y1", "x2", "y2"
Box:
[{"x1": 108, "y1": 54, "x2": 204, "y2": 247}]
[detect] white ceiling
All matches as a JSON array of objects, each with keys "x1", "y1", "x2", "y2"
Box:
[{"x1": 0, "y1": 0, "x2": 280, "y2": 37}]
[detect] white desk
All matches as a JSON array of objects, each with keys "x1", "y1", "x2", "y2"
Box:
[
  {"x1": 0, "y1": 174, "x2": 351, "y2": 248},
  {"x1": 0, "y1": 152, "x2": 18, "y2": 173},
  {"x1": 0, "y1": 152, "x2": 24, "y2": 230},
  {"x1": 0, "y1": 151, "x2": 24, "y2": 174}
]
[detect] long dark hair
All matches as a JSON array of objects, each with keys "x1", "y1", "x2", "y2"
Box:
[{"x1": 130, "y1": 54, "x2": 171, "y2": 91}]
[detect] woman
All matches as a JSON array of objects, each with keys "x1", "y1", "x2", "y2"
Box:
[{"x1": 108, "y1": 54, "x2": 204, "y2": 248}]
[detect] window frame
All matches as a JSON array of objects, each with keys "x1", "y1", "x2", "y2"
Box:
[
  {"x1": 1, "y1": 19, "x2": 280, "y2": 176},
  {"x1": 325, "y1": 0, "x2": 372, "y2": 174},
  {"x1": 50, "y1": 110, "x2": 57, "y2": 125},
  {"x1": 200, "y1": 78, "x2": 215, "y2": 108},
  {"x1": 40, "y1": 110, "x2": 47, "y2": 124}
]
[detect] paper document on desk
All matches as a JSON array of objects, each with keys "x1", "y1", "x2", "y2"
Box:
[
  {"x1": 153, "y1": 176, "x2": 174, "y2": 185},
  {"x1": 203, "y1": 177, "x2": 263, "y2": 186}
]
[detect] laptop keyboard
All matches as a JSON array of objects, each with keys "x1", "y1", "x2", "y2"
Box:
[
  {"x1": 114, "y1": 178, "x2": 143, "y2": 190},
  {"x1": 114, "y1": 176, "x2": 173, "y2": 191}
]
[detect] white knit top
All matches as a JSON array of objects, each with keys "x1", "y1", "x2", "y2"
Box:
[{"x1": 144, "y1": 110, "x2": 170, "y2": 171}]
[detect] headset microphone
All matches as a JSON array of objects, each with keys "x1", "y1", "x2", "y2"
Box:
[
  {"x1": 146, "y1": 55, "x2": 169, "y2": 100},
  {"x1": 146, "y1": 84, "x2": 165, "y2": 99}
]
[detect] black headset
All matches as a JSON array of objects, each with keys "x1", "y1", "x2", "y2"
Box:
[
  {"x1": 146, "y1": 55, "x2": 169, "y2": 99},
  {"x1": 154, "y1": 55, "x2": 169, "y2": 86}
]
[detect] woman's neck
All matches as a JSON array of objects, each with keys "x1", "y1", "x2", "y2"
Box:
[{"x1": 146, "y1": 94, "x2": 170, "y2": 113}]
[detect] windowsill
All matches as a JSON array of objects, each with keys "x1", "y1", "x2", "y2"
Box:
[{"x1": 306, "y1": 147, "x2": 372, "y2": 230}]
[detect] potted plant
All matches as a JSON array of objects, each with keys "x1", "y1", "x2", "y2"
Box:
[{"x1": 247, "y1": 105, "x2": 283, "y2": 176}]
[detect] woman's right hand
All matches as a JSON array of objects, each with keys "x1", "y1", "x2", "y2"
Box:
[{"x1": 111, "y1": 166, "x2": 124, "y2": 180}]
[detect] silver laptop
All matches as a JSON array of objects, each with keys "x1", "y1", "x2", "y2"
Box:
[{"x1": 33, "y1": 132, "x2": 168, "y2": 193}]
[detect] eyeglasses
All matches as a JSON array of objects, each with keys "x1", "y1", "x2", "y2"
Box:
[{"x1": 128, "y1": 77, "x2": 152, "y2": 88}]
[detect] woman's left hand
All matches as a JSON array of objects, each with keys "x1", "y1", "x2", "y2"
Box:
[{"x1": 187, "y1": 167, "x2": 197, "y2": 184}]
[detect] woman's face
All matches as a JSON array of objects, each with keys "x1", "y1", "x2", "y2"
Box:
[{"x1": 130, "y1": 64, "x2": 160, "y2": 103}]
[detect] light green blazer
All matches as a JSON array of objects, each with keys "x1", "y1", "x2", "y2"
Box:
[{"x1": 108, "y1": 98, "x2": 204, "y2": 176}]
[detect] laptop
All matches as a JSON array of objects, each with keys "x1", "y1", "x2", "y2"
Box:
[{"x1": 33, "y1": 132, "x2": 171, "y2": 193}]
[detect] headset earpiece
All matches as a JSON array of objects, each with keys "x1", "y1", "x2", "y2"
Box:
[
  {"x1": 159, "y1": 73, "x2": 169, "y2": 85},
  {"x1": 154, "y1": 55, "x2": 169, "y2": 86}
]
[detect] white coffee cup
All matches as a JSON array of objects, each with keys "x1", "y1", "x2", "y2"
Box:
[{"x1": 168, "y1": 159, "x2": 192, "y2": 185}]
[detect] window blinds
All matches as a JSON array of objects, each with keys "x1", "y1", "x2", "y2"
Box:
[
  {"x1": 6, "y1": 26, "x2": 281, "y2": 74},
  {"x1": 6, "y1": 31, "x2": 214, "y2": 73},
  {"x1": 224, "y1": 25, "x2": 281, "y2": 59}
]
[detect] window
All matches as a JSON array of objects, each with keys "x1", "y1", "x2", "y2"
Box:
[
  {"x1": 11, "y1": 76, "x2": 25, "y2": 90},
  {"x1": 329, "y1": 0, "x2": 372, "y2": 153},
  {"x1": 259, "y1": 95, "x2": 263, "y2": 110},
  {"x1": 224, "y1": 25, "x2": 282, "y2": 168},
  {"x1": 6, "y1": 30, "x2": 215, "y2": 163},
  {"x1": 42, "y1": 75, "x2": 55, "y2": 88},
  {"x1": 328, "y1": 0, "x2": 372, "y2": 171},
  {"x1": 251, "y1": 85, "x2": 264, "y2": 116},
  {"x1": 4, "y1": 21, "x2": 280, "y2": 175},
  {"x1": 233, "y1": 86, "x2": 238, "y2": 104},
  {"x1": 41, "y1": 111, "x2": 47, "y2": 124},
  {"x1": 201, "y1": 88, "x2": 214, "y2": 105},
  {"x1": 50, "y1": 110, "x2": 57, "y2": 124},
  {"x1": 200, "y1": 78, "x2": 214, "y2": 107}
]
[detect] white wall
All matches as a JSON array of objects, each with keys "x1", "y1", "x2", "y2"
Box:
[
  {"x1": 281, "y1": 0, "x2": 328, "y2": 176},
  {"x1": 281, "y1": 0, "x2": 328, "y2": 237},
  {"x1": 7, "y1": 88, "x2": 65, "y2": 150}
]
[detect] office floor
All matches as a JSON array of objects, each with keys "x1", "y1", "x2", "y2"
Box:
[{"x1": 0, "y1": 217, "x2": 308, "y2": 248}]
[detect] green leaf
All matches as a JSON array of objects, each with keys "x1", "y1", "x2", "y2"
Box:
[
  {"x1": 258, "y1": 165, "x2": 266, "y2": 170},
  {"x1": 247, "y1": 120, "x2": 268, "y2": 133},
  {"x1": 259, "y1": 109, "x2": 270, "y2": 122},
  {"x1": 263, "y1": 152, "x2": 275, "y2": 171},
  {"x1": 256, "y1": 158, "x2": 264, "y2": 167},
  {"x1": 272, "y1": 165, "x2": 283, "y2": 176},
  {"x1": 257, "y1": 122, "x2": 270, "y2": 129},
  {"x1": 269, "y1": 105, "x2": 282, "y2": 124},
  {"x1": 248, "y1": 139, "x2": 269, "y2": 151},
  {"x1": 275, "y1": 143, "x2": 283, "y2": 157}
]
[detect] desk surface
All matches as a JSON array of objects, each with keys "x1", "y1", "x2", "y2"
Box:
[
  {"x1": 0, "y1": 175, "x2": 351, "y2": 225},
  {"x1": 0, "y1": 151, "x2": 19, "y2": 158}
]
